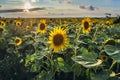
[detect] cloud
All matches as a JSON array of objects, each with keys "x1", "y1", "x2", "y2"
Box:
[
  {"x1": 44, "y1": 0, "x2": 76, "y2": 9},
  {"x1": 5, "y1": 0, "x2": 22, "y2": 4},
  {"x1": 22, "y1": 0, "x2": 39, "y2": 3},
  {"x1": 88, "y1": 6, "x2": 95, "y2": 11},
  {"x1": 79, "y1": 5, "x2": 98, "y2": 11},
  {"x1": 0, "y1": 7, "x2": 46, "y2": 13},
  {"x1": 46, "y1": 0, "x2": 74, "y2": 5},
  {"x1": 79, "y1": 5, "x2": 86, "y2": 9},
  {"x1": 31, "y1": 0, "x2": 39, "y2": 3}
]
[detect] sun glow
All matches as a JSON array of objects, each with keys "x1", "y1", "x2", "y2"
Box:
[{"x1": 24, "y1": 2, "x2": 32, "y2": 12}]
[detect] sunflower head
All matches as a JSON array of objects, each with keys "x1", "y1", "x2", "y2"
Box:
[
  {"x1": 107, "y1": 25, "x2": 113, "y2": 28},
  {"x1": 99, "y1": 54, "x2": 108, "y2": 62},
  {"x1": 15, "y1": 37, "x2": 22, "y2": 46},
  {"x1": 106, "y1": 20, "x2": 113, "y2": 28},
  {"x1": 82, "y1": 17, "x2": 91, "y2": 34},
  {"x1": 37, "y1": 19, "x2": 47, "y2": 34},
  {"x1": 106, "y1": 20, "x2": 111, "y2": 25},
  {"x1": 16, "y1": 21, "x2": 22, "y2": 27},
  {"x1": 40, "y1": 19, "x2": 46, "y2": 23},
  {"x1": 25, "y1": 25, "x2": 30, "y2": 31},
  {"x1": 48, "y1": 27, "x2": 69, "y2": 52},
  {"x1": 104, "y1": 38, "x2": 116, "y2": 46},
  {"x1": 0, "y1": 21, "x2": 6, "y2": 27}
]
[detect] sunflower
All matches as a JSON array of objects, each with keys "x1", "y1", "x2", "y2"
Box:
[
  {"x1": 37, "y1": 19, "x2": 47, "y2": 34},
  {"x1": 99, "y1": 54, "x2": 108, "y2": 62},
  {"x1": 16, "y1": 21, "x2": 22, "y2": 27},
  {"x1": 71, "y1": 18, "x2": 78, "y2": 23},
  {"x1": 107, "y1": 25, "x2": 113, "y2": 28},
  {"x1": 0, "y1": 21, "x2": 6, "y2": 27},
  {"x1": 15, "y1": 37, "x2": 22, "y2": 46},
  {"x1": 82, "y1": 17, "x2": 91, "y2": 34},
  {"x1": 25, "y1": 25, "x2": 30, "y2": 31},
  {"x1": 106, "y1": 20, "x2": 111, "y2": 25},
  {"x1": 104, "y1": 38, "x2": 116, "y2": 46},
  {"x1": 48, "y1": 27, "x2": 69, "y2": 52},
  {"x1": 106, "y1": 20, "x2": 113, "y2": 28}
]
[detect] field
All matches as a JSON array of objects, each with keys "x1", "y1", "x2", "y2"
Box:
[{"x1": 0, "y1": 17, "x2": 120, "y2": 80}]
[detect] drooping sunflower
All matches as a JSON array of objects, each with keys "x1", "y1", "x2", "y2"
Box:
[
  {"x1": 99, "y1": 54, "x2": 108, "y2": 62},
  {"x1": 104, "y1": 38, "x2": 116, "y2": 46},
  {"x1": 37, "y1": 19, "x2": 47, "y2": 34},
  {"x1": 16, "y1": 21, "x2": 22, "y2": 27},
  {"x1": 82, "y1": 17, "x2": 91, "y2": 34},
  {"x1": 0, "y1": 21, "x2": 6, "y2": 27},
  {"x1": 48, "y1": 27, "x2": 69, "y2": 52},
  {"x1": 15, "y1": 37, "x2": 22, "y2": 46}
]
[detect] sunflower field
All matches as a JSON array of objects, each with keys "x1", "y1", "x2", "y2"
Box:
[{"x1": 0, "y1": 17, "x2": 120, "y2": 80}]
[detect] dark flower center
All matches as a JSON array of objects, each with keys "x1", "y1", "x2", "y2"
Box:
[
  {"x1": 15, "y1": 39, "x2": 20, "y2": 43},
  {"x1": 105, "y1": 40, "x2": 116, "y2": 46},
  {"x1": 84, "y1": 21, "x2": 89, "y2": 29},
  {"x1": 102, "y1": 56, "x2": 107, "y2": 60},
  {"x1": 40, "y1": 23, "x2": 45, "y2": 30},
  {"x1": 18, "y1": 23, "x2": 20, "y2": 25},
  {"x1": 1, "y1": 23, "x2": 4, "y2": 26},
  {"x1": 53, "y1": 34, "x2": 64, "y2": 46},
  {"x1": 16, "y1": 22, "x2": 21, "y2": 26}
]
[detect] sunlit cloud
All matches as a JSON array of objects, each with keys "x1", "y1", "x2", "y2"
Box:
[
  {"x1": 24, "y1": 2, "x2": 33, "y2": 12},
  {"x1": 31, "y1": 0, "x2": 39, "y2": 3},
  {"x1": 0, "y1": 0, "x2": 120, "y2": 17}
]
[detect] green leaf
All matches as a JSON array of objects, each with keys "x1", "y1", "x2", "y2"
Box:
[
  {"x1": 57, "y1": 57, "x2": 71, "y2": 72},
  {"x1": 72, "y1": 56, "x2": 102, "y2": 68},
  {"x1": 104, "y1": 45, "x2": 120, "y2": 63},
  {"x1": 81, "y1": 47, "x2": 98, "y2": 60},
  {"x1": 30, "y1": 64, "x2": 37, "y2": 72},
  {"x1": 72, "y1": 48, "x2": 101, "y2": 68},
  {"x1": 35, "y1": 51, "x2": 48, "y2": 60},
  {"x1": 37, "y1": 70, "x2": 54, "y2": 80},
  {"x1": 0, "y1": 38, "x2": 5, "y2": 50},
  {"x1": 72, "y1": 63, "x2": 83, "y2": 77},
  {"x1": 57, "y1": 57, "x2": 64, "y2": 67},
  {"x1": 90, "y1": 70, "x2": 111, "y2": 80},
  {"x1": 107, "y1": 77, "x2": 120, "y2": 80},
  {"x1": 60, "y1": 63, "x2": 71, "y2": 72}
]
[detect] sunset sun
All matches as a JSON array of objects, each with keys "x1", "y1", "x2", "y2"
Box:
[{"x1": 24, "y1": 2, "x2": 32, "y2": 12}]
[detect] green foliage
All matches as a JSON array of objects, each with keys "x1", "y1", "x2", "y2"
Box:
[
  {"x1": 72, "y1": 47, "x2": 100, "y2": 68},
  {"x1": 104, "y1": 45, "x2": 120, "y2": 63},
  {"x1": 90, "y1": 70, "x2": 112, "y2": 80},
  {"x1": 0, "y1": 18, "x2": 120, "y2": 80}
]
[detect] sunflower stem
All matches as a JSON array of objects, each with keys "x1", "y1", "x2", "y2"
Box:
[
  {"x1": 73, "y1": 71, "x2": 76, "y2": 80},
  {"x1": 109, "y1": 61, "x2": 116, "y2": 70},
  {"x1": 73, "y1": 25, "x2": 82, "y2": 57},
  {"x1": 92, "y1": 25, "x2": 99, "y2": 41}
]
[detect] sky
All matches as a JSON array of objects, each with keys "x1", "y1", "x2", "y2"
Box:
[{"x1": 0, "y1": 0, "x2": 120, "y2": 17}]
